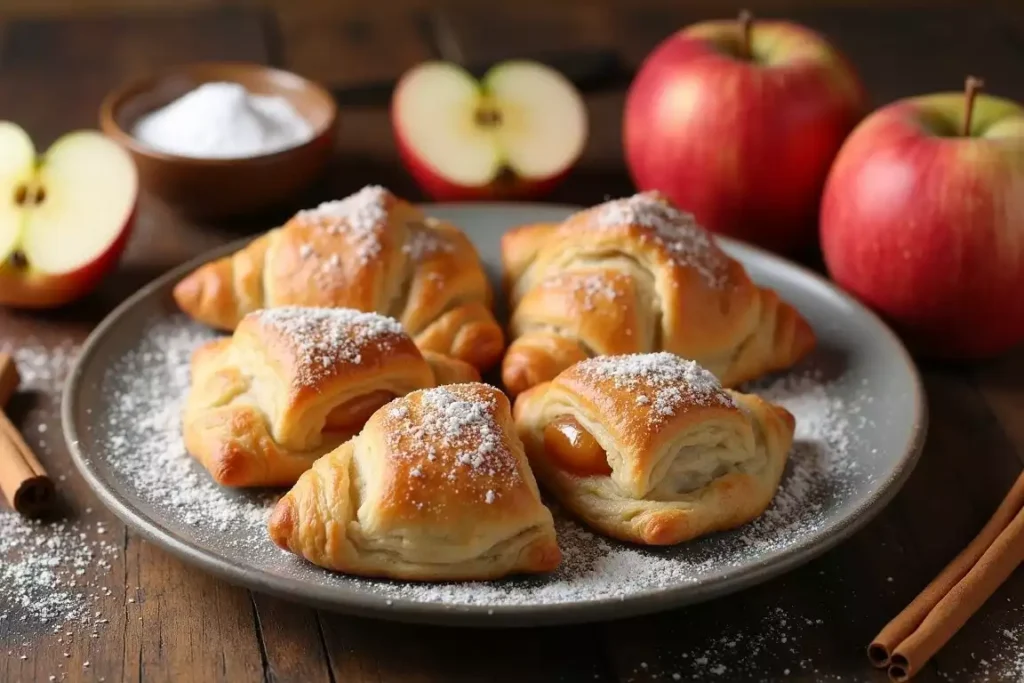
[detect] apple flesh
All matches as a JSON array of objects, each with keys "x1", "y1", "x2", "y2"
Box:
[
  {"x1": 623, "y1": 14, "x2": 866, "y2": 253},
  {"x1": 821, "y1": 85, "x2": 1024, "y2": 359},
  {"x1": 0, "y1": 122, "x2": 137, "y2": 308},
  {"x1": 391, "y1": 60, "x2": 588, "y2": 201}
]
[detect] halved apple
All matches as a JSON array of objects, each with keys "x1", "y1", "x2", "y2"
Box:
[
  {"x1": 0, "y1": 122, "x2": 137, "y2": 308},
  {"x1": 391, "y1": 60, "x2": 588, "y2": 201}
]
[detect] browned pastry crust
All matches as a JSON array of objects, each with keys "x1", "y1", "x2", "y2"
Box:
[
  {"x1": 173, "y1": 185, "x2": 504, "y2": 371},
  {"x1": 500, "y1": 191, "x2": 816, "y2": 395},
  {"x1": 513, "y1": 353, "x2": 795, "y2": 546},
  {"x1": 183, "y1": 307, "x2": 480, "y2": 488},
  {"x1": 268, "y1": 383, "x2": 561, "y2": 581}
]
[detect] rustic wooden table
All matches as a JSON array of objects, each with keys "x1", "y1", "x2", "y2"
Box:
[{"x1": 1, "y1": 2, "x2": 1022, "y2": 682}]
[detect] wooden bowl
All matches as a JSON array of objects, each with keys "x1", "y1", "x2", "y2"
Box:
[{"x1": 100, "y1": 62, "x2": 337, "y2": 219}]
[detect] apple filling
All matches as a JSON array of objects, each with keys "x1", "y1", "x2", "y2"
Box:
[
  {"x1": 543, "y1": 416, "x2": 611, "y2": 476},
  {"x1": 323, "y1": 390, "x2": 396, "y2": 433}
]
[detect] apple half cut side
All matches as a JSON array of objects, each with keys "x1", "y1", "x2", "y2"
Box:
[
  {"x1": 0, "y1": 122, "x2": 36, "y2": 264},
  {"x1": 0, "y1": 127, "x2": 138, "y2": 308},
  {"x1": 392, "y1": 60, "x2": 588, "y2": 201}
]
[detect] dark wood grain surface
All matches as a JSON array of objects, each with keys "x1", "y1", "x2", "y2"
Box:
[{"x1": 0, "y1": 1, "x2": 1022, "y2": 682}]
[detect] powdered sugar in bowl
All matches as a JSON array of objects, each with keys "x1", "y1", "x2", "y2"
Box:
[{"x1": 100, "y1": 62, "x2": 337, "y2": 218}]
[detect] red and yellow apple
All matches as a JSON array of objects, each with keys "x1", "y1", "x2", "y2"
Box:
[
  {"x1": 623, "y1": 12, "x2": 866, "y2": 253},
  {"x1": 0, "y1": 122, "x2": 137, "y2": 308},
  {"x1": 391, "y1": 60, "x2": 588, "y2": 201},
  {"x1": 821, "y1": 78, "x2": 1024, "y2": 359}
]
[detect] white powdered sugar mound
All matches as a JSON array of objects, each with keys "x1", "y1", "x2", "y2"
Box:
[
  {"x1": 89, "y1": 319, "x2": 870, "y2": 608},
  {"x1": 593, "y1": 192, "x2": 728, "y2": 288}
]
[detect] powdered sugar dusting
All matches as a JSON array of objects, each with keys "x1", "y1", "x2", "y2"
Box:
[
  {"x1": 403, "y1": 223, "x2": 455, "y2": 261},
  {"x1": 539, "y1": 271, "x2": 622, "y2": 312},
  {"x1": 937, "y1": 615, "x2": 1024, "y2": 681},
  {"x1": 382, "y1": 386, "x2": 521, "y2": 502},
  {"x1": 0, "y1": 515, "x2": 120, "y2": 627},
  {"x1": 577, "y1": 352, "x2": 735, "y2": 421},
  {"x1": 294, "y1": 185, "x2": 390, "y2": 264},
  {"x1": 78, "y1": 316, "x2": 875, "y2": 609},
  {"x1": 254, "y1": 306, "x2": 406, "y2": 387},
  {"x1": 100, "y1": 319, "x2": 276, "y2": 534},
  {"x1": 593, "y1": 192, "x2": 728, "y2": 287},
  {"x1": 0, "y1": 340, "x2": 123, "y2": 635}
]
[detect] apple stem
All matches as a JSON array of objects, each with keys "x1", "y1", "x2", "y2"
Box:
[
  {"x1": 963, "y1": 76, "x2": 984, "y2": 137},
  {"x1": 738, "y1": 10, "x2": 754, "y2": 60}
]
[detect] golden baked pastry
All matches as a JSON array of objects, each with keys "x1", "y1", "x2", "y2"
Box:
[
  {"x1": 513, "y1": 352, "x2": 794, "y2": 545},
  {"x1": 173, "y1": 185, "x2": 504, "y2": 371},
  {"x1": 500, "y1": 191, "x2": 816, "y2": 395},
  {"x1": 269, "y1": 382, "x2": 561, "y2": 581},
  {"x1": 183, "y1": 306, "x2": 479, "y2": 488}
]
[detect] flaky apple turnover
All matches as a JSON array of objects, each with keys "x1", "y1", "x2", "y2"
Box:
[
  {"x1": 173, "y1": 185, "x2": 504, "y2": 371},
  {"x1": 183, "y1": 306, "x2": 478, "y2": 488},
  {"x1": 513, "y1": 352, "x2": 794, "y2": 545},
  {"x1": 268, "y1": 382, "x2": 561, "y2": 580},
  {"x1": 501, "y1": 191, "x2": 816, "y2": 395}
]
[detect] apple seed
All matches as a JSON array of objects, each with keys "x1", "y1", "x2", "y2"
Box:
[
  {"x1": 475, "y1": 108, "x2": 503, "y2": 128},
  {"x1": 8, "y1": 250, "x2": 28, "y2": 269}
]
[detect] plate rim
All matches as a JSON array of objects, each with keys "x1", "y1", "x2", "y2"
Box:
[{"x1": 61, "y1": 201, "x2": 929, "y2": 627}]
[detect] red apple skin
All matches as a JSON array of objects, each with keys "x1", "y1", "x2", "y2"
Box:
[
  {"x1": 624, "y1": 19, "x2": 866, "y2": 253},
  {"x1": 0, "y1": 209, "x2": 135, "y2": 309},
  {"x1": 391, "y1": 111, "x2": 570, "y2": 202},
  {"x1": 821, "y1": 96, "x2": 1024, "y2": 359}
]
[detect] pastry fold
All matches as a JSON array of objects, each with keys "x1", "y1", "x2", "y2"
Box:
[
  {"x1": 269, "y1": 383, "x2": 561, "y2": 580},
  {"x1": 500, "y1": 191, "x2": 816, "y2": 395},
  {"x1": 513, "y1": 352, "x2": 795, "y2": 545},
  {"x1": 173, "y1": 185, "x2": 505, "y2": 371},
  {"x1": 183, "y1": 306, "x2": 479, "y2": 488}
]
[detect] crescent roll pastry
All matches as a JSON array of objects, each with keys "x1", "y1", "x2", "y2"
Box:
[
  {"x1": 500, "y1": 191, "x2": 816, "y2": 395},
  {"x1": 513, "y1": 352, "x2": 795, "y2": 546},
  {"x1": 183, "y1": 306, "x2": 480, "y2": 488},
  {"x1": 268, "y1": 383, "x2": 561, "y2": 581},
  {"x1": 173, "y1": 185, "x2": 505, "y2": 371}
]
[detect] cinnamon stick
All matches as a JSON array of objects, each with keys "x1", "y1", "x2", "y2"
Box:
[
  {"x1": 868, "y1": 470, "x2": 1024, "y2": 675},
  {"x1": 890, "y1": 503, "x2": 1024, "y2": 681},
  {"x1": 0, "y1": 352, "x2": 20, "y2": 406},
  {"x1": 0, "y1": 353, "x2": 54, "y2": 517}
]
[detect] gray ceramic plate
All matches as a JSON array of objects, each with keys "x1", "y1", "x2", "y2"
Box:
[{"x1": 63, "y1": 203, "x2": 927, "y2": 627}]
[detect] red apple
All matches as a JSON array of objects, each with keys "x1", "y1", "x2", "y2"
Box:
[
  {"x1": 821, "y1": 78, "x2": 1024, "y2": 359},
  {"x1": 0, "y1": 122, "x2": 137, "y2": 308},
  {"x1": 391, "y1": 60, "x2": 588, "y2": 201},
  {"x1": 623, "y1": 12, "x2": 866, "y2": 253}
]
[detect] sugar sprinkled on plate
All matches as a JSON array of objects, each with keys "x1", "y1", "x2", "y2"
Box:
[
  {"x1": 101, "y1": 319, "x2": 276, "y2": 535},
  {"x1": 592, "y1": 192, "x2": 728, "y2": 288},
  {"x1": 81, "y1": 319, "x2": 870, "y2": 609}
]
